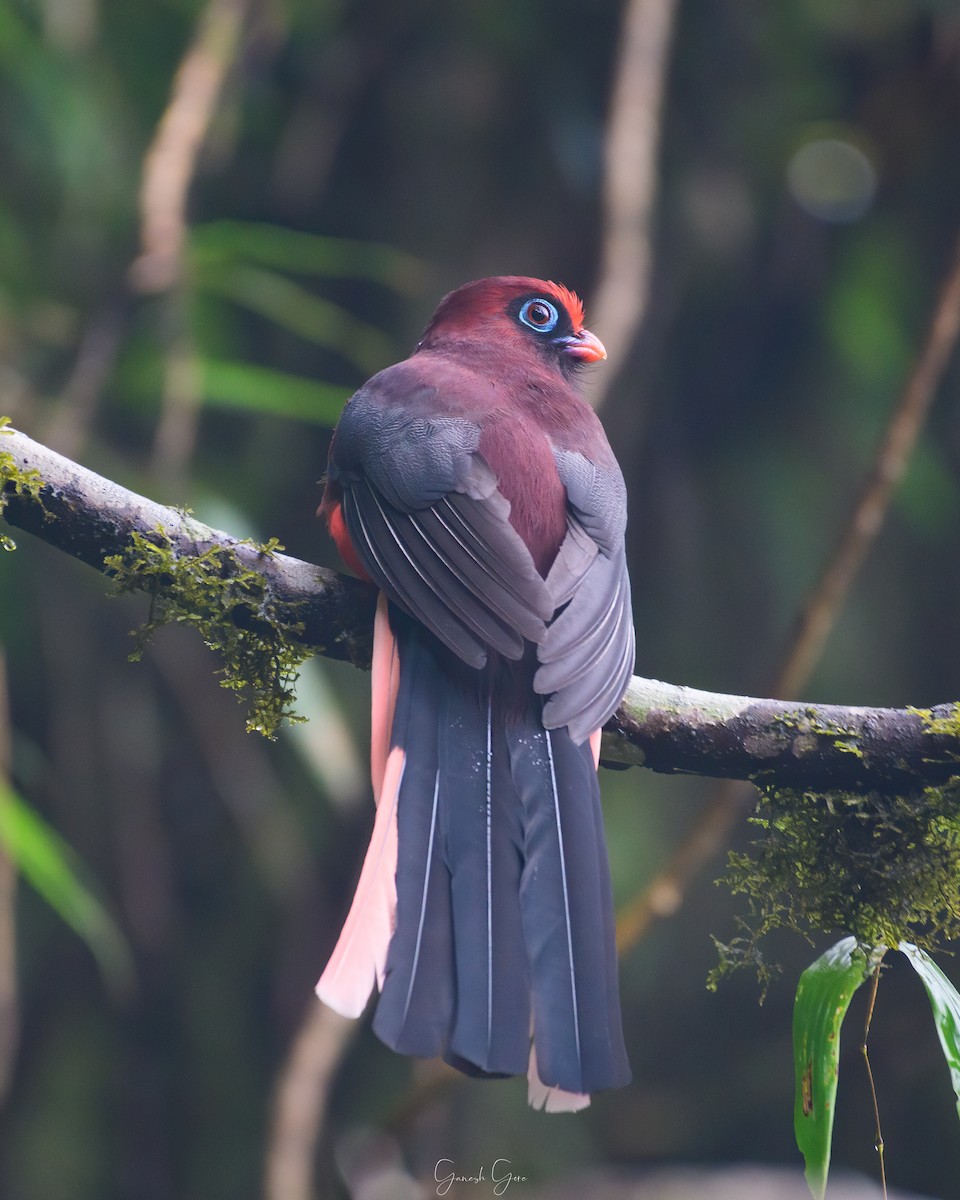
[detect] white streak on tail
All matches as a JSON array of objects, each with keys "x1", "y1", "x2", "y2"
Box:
[
  {"x1": 485, "y1": 686, "x2": 493, "y2": 1054},
  {"x1": 527, "y1": 1042, "x2": 590, "y2": 1113},
  {"x1": 544, "y1": 728, "x2": 582, "y2": 1067},
  {"x1": 400, "y1": 768, "x2": 441, "y2": 1027},
  {"x1": 316, "y1": 602, "x2": 401, "y2": 1017}
]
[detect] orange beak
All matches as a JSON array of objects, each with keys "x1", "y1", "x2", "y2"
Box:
[{"x1": 557, "y1": 328, "x2": 607, "y2": 363}]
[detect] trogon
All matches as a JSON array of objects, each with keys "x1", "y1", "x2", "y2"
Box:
[{"x1": 316, "y1": 276, "x2": 634, "y2": 1111}]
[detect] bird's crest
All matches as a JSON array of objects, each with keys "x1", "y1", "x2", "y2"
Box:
[{"x1": 542, "y1": 281, "x2": 586, "y2": 331}]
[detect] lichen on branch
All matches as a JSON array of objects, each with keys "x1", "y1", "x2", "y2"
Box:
[{"x1": 105, "y1": 528, "x2": 312, "y2": 736}]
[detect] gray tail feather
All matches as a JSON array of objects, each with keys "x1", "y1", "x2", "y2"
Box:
[
  {"x1": 373, "y1": 613, "x2": 630, "y2": 1093},
  {"x1": 511, "y1": 720, "x2": 631, "y2": 1093}
]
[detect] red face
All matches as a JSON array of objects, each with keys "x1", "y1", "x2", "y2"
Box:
[{"x1": 418, "y1": 276, "x2": 607, "y2": 370}]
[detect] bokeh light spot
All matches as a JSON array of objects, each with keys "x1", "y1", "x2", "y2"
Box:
[{"x1": 787, "y1": 137, "x2": 877, "y2": 223}]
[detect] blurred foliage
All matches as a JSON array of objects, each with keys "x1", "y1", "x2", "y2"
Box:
[
  {"x1": 0, "y1": 782, "x2": 133, "y2": 994},
  {"x1": 0, "y1": 1, "x2": 960, "y2": 1198}
]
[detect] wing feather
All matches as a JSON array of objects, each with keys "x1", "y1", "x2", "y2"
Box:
[
  {"x1": 530, "y1": 447, "x2": 635, "y2": 741},
  {"x1": 329, "y1": 369, "x2": 635, "y2": 741},
  {"x1": 332, "y1": 377, "x2": 553, "y2": 665},
  {"x1": 344, "y1": 480, "x2": 489, "y2": 667}
]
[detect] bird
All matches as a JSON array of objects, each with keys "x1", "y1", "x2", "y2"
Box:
[{"x1": 315, "y1": 276, "x2": 634, "y2": 1111}]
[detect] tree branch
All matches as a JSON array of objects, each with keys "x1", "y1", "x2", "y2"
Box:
[
  {"x1": 3, "y1": 426, "x2": 958, "y2": 793},
  {"x1": 609, "y1": 677, "x2": 958, "y2": 792},
  {"x1": 589, "y1": 0, "x2": 679, "y2": 409},
  {"x1": 1, "y1": 427, "x2": 376, "y2": 669}
]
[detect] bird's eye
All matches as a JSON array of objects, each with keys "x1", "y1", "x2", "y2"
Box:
[{"x1": 518, "y1": 298, "x2": 560, "y2": 333}]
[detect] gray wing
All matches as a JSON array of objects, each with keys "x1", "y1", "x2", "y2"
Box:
[
  {"x1": 535, "y1": 448, "x2": 635, "y2": 744},
  {"x1": 332, "y1": 377, "x2": 554, "y2": 668}
]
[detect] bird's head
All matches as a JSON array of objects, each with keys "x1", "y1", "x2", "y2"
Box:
[{"x1": 416, "y1": 276, "x2": 606, "y2": 375}]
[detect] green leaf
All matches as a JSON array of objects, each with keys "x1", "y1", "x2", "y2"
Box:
[
  {"x1": 190, "y1": 220, "x2": 425, "y2": 293},
  {"x1": 198, "y1": 358, "x2": 350, "y2": 426},
  {"x1": 0, "y1": 784, "x2": 134, "y2": 996},
  {"x1": 194, "y1": 262, "x2": 395, "y2": 375},
  {"x1": 900, "y1": 942, "x2": 960, "y2": 1119},
  {"x1": 793, "y1": 937, "x2": 879, "y2": 1200}
]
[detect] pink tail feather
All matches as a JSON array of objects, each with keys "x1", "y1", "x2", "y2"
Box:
[
  {"x1": 316, "y1": 595, "x2": 400, "y2": 1017},
  {"x1": 589, "y1": 728, "x2": 602, "y2": 771},
  {"x1": 370, "y1": 594, "x2": 400, "y2": 802}
]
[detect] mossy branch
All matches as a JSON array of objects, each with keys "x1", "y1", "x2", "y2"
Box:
[
  {"x1": 0, "y1": 425, "x2": 376, "y2": 669},
  {"x1": 2, "y1": 425, "x2": 959, "y2": 789}
]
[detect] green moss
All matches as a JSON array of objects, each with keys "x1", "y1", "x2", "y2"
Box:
[
  {"x1": 711, "y1": 779, "x2": 960, "y2": 989},
  {"x1": 773, "y1": 707, "x2": 860, "y2": 741},
  {"x1": 764, "y1": 708, "x2": 872, "y2": 769},
  {"x1": 0, "y1": 418, "x2": 44, "y2": 550},
  {"x1": 912, "y1": 703, "x2": 960, "y2": 737},
  {"x1": 105, "y1": 527, "x2": 310, "y2": 737},
  {"x1": 833, "y1": 739, "x2": 864, "y2": 758}
]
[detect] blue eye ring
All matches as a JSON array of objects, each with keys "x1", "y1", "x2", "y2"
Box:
[{"x1": 518, "y1": 298, "x2": 560, "y2": 333}]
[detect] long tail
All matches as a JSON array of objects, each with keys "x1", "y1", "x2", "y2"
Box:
[
  {"x1": 317, "y1": 601, "x2": 630, "y2": 1104},
  {"x1": 373, "y1": 618, "x2": 531, "y2": 1077}
]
